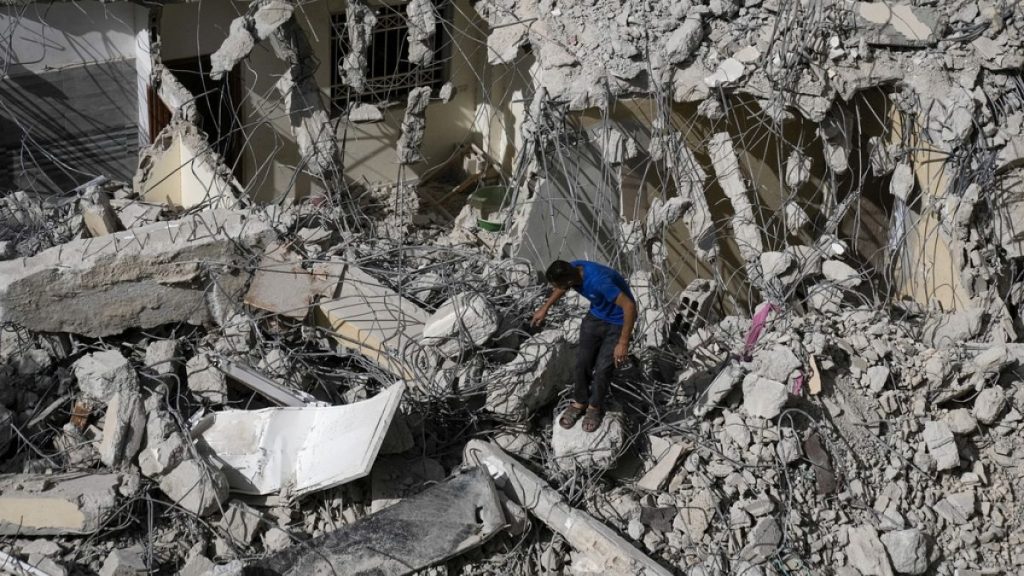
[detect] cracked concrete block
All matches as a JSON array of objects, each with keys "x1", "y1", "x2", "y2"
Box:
[
  {"x1": 855, "y1": 2, "x2": 941, "y2": 47},
  {"x1": 552, "y1": 411, "x2": 626, "y2": 471},
  {"x1": 973, "y1": 386, "x2": 1006, "y2": 425},
  {"x1": 158, "y1": 459, "x2": 230, "y2": 517},
  {"x1": 421, "y1": 292, "x2": 499, "y2": 357},
  {"x1": 880, "y1": 529, "x2": 929, "y2": 575},
  {"x1": 922, "y1": 421, "x2": 959, "y2": 471},
  {"x1": 73, "y1": 349, "x2": 138, "y2": 402},
  {"x1": 0, "y1": 210, "x2": 277, "y2": 337},
  {"x1": 739, "y1": 517, "x2": 781, "y2": 564},
  {"x1": 742, "y1": 374, "x2": 788, "y2": 419},
  {"x1": 187, "y1": 354, "x2": 228, "y2": 405},
  {"x1": 99, "y1": 387, "x2": 146, "y2": 468},
  {"x1": 847, "y1": 525, "x2": 894, "y2": 576},
  {"x1": 944, "y1": 409, "x2": 977, "y2": 435},
  {"x1": 822, "y1": 260, "x2": 862, "y2": 288},
  {"x1": 0, "y1": 472, "x2": 121, "y2": 535},
  {"x1": 99, "y1": 545, "x2": 146, "y2": 576},
  {"x1": 486, "y1": 330, "x2": 574, "y2": 420}
]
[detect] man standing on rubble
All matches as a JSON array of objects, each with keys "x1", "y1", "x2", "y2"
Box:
[{"x1": 531, "y1": 259, "x2": 636, "y2": 433}]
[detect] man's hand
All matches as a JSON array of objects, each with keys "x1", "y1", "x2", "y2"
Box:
[
  {"x1": 614, "y1": 341, "x2": 629, "y2": 366},
  {"x1": 530, "y1": 307, "x2": 548, "y2": 327}
]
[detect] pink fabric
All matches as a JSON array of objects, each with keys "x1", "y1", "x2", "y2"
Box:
[
  {"x1": 792, "y1": 372, "x2": 805, "y2": 395},
  {"x1": 743, "y1": 302, "x2": 778, "y2": 358}
]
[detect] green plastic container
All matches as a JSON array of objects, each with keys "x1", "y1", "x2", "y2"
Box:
[{"x1": 468, "y1": 185, "x2": 508, "y2": 232}]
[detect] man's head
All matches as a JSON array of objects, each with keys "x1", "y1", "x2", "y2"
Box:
[{"x1": 545, "y1": 260, "x2": 581, "y2": 289}]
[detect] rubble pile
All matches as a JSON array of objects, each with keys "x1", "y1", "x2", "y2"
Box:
[{"x1": 2, "y1": 0, "x2": 1024, "y2": 575}]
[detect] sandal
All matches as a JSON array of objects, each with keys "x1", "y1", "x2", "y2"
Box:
[
  {"x1": 559, "y1": 403, "x2": 587, "y2": 429},
  {"x1": 582, "y1": 406, "x2": 604, "y2": 433}
]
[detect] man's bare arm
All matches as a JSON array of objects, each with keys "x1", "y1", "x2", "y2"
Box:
[
  {"x1": 531, "y1": 287, "x2": 567, "y2": 326},
  {"x1": 613, "y1": 293, "x2": 636, "y2": 365}
]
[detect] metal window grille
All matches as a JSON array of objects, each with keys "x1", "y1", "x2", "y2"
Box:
[{"x1": 329, "y1": 0, "x2": 451, "y2": 116}]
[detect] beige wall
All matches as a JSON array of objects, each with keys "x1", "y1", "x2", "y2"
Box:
[
  {"x1": 160, "y1": 0, "x2": 487, "y2": 203},
  {"x1": 141, "y1": 129, "x2": 234, "y2": 208}
]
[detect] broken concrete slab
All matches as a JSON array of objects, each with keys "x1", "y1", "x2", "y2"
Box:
[
  {"x1": 742, "y1": 374, "x2": 788, "y2": 420},
  {"x1": 707, "y1": 132, "x2": 762, "y2": 265},
  {"x1": 220, "y1": 502, "x2": 265, "y2": 545},
  {"x1": 465, "y1": 440, "x2": 672, "y2": 576},
  {"x1": 822, "y1": 260, "x2": 862, "y2": 288},
  {"x1": 99, "y1": 387, "x2": 146, "y2": 468},
  {"x1": 974, "y1": 386, "x2": 1006, "y2": 425},
  {"x1": 145, "y1": 339, "x2": 181, "y2": 384},
  {"x1": 855, "y1": 2, "x2": 942, "y2": 47},
  {"x1": 421, "y1": 292, "x2": 499, "y2": 357},
  {"x1": 0, "y1": 472, "x2": 121, "y2": 535},
  {"x1": 880, "y1": 528, "x2": 930, "y2": 575},
  {"x1": 637, "y1": 437, "x2": 690, "y2": 491},
  {"x1": 0, "y1": 210, "x2": 278, "y2": 337},
  {"x1": 847, "y1": 524, "x2": 895, "y2": 576},
  {"x1": 247, "y1": 468, "x2": 504, "y2": 576},
  {"x1": 81, "y1": 187, "x2": 120, "y2": 238},
  {"x1": 739, "y1": 517, "x2": 781, "y2": 565},
  {"x1": 486, "y1": 330, "x2": 574, "y2": 420},
  {"x1": 551, "y1": 410, "x2": 626, "y2": 471},
  {"x1": 158, "y1": 459, "x2": 230, "y2": 517},
  {"x1": 99, "y1": 545, "x2": 146, "y2": 576},
  {"x1": 316, "y1": 266, "x2": 428, "y2": 381},
  {"x1": 923, "y1": 420, "x2": 959, "y2": 471},
  {"x1": 187, "y1": 354, "x2": 228, "y2": 405},
  {"x1": 73, "y1": 349, "x2": 138, "y2": 402},
  {"x1": 921, "y1": 309, "x2": 983, "y2": 348},
  {"x1": 244, "y1": 244, "x2": 315, "y2": 321},
  {"x1": 695, "y1": 361, "x2": 745, "y2": 417},
  {"x1": 196, "y1": 383, "x2": 404, "y2": 497}
]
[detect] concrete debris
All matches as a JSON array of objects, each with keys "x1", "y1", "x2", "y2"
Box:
[
  {"x1": 741, "y1": 374, "x2": 788, "y2": 420},
  {"x1": 0, "y1": 472, "x2": 121, "y2": 535},
  {"x1": 396, "y1": 87, "x2": 432, "y2": 165},
  {"x1": 465, "y1": 440, "x2": 672, "y2": 576},
  {"x1": 158, "y1": 459, "x2": 230, "y2": 517},
  {"x1": 421, "y1": 292, "x2": 499, "y2": 356},
  {"x1": 880, "y1": 528, "x2": 930, "y2": 575},
  {"x1": 99, "y1": 545, "x2": 146, "y2": 576},
  {"x1": 973, "y1": 386, "x2": 1006, "y2": 425},
  {"x1": 73, "y1": 349, "x2": 138, "y2": 402},
  {"x1": 486, "y1": 330, "x2": 574, "y2": 419},
  {"x1": 847, "y1": 524, "x2": 894, "y2": 576},
  {"x1": 5, "y1": 0, "x2": 1024, "y2": 572},
  {"x1": 923, "y1": 420, "x2": 960, "y2": 471},
  {"x1": 196, "y1": 383, "x2": 404, "y2": 496},
  {"x1": 0, "y1": 210, "x2": 276, "y2": 337},
  {"x1": 551, "y1": 410, "x2": 625, "y2": 471}
]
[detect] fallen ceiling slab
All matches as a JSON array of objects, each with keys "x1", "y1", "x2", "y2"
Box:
[
  {"x1": 195, "y1": 382, "x2": 404, "y2": 497},
  {"x1": 243, "y1": 467, "x2": 505, "y2": 576}
]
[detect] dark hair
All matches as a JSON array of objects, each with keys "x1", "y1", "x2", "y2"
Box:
[{"x1": 545, "y1": 260, "x2": 578, "y2": 286}]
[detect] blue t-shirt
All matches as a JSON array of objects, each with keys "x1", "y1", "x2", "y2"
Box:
[{"x1": 571, "y1": 260, "x2": 634, "y2": 325}]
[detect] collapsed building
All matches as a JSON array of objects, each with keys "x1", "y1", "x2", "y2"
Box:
[{"x1": 1, "y1": 0, "x2": 1024, "y2": 574}]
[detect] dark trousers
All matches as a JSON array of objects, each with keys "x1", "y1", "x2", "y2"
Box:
[{"x1": 574, "y1": 314, "x2": 621, "y2": 406}]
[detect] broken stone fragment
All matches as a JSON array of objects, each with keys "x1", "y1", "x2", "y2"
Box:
[
  {"x1": 80, "y1": 187, "x2": 121, "y2": 237},
  {"x1": 73, "y1": 349, "x2": 139, "y2": 403},
  {"x1": 703, "y1": 57, "x2": 745, "y2": 87},
  {"x1": 99, "y1": 387, "x2": 146, "y2": 468},
  {"x1": 944, "y1": 408, "x2": 977, "y2": 435},
  {"x1": 0, "y1": 472, "x2": 121, "y2": 535},
  {"x1": 486, "y1": 330, "x2": 573, "y2": 419},
  {"x1": 741, "y1": 374, "x2": 788, "y2": 420},
  {"x1": 921, "y1": 309, "x2": 983, "y2": 348},
  {"x1": 739, "y1": 517, "x2": 781, "y2": 564},
  {"x1": 759, "y1": 251, "x2": 793, "y2": 281},
  {"x1": 187, "y1": 354, "x2": 228, "y2": 405},
  {"x1": 846, "y1": 524, "x2": 894, "y2": 576},
  {"x1": 822, "y1": 259, "x2": 862, "y2": 288},
  {"x1": 973, "y1": 386, "x2": 1006, "y2": 425},
  {"x1": 880, "y1": 528, "x2": 930, "y2": 575},
  {"x1": 785, "y1": 150, "x2": 811, "y2": 190},
  {"x1": 675, "y1": 488, "x2": 717, "y2": 540},
  {"x1": 662, "y1": 16, "x2": 703, "y2": 65},
  {"x1": 922, "y1": 420, "x2": 959, "y2": 471},
  {"x1": 889, "y1": 162, "x2": 914, "y2": 201},
  {"x1": 551, "y1": 410, "x2": 626, "y2": 471},
  {"x1": 220, "y1": 501, "x2": 265, "y2": 545},
  {"x1": 855, "y1": 1, "x2": 942, "y2": 47},
  {"x1": 396, "y1": 86, "x2": 432, "y2": 165},
  {"x1": 99, "y1": 545, "x2": 147, "y2": 576},
  {"x1": 696, "y1": 361, "x2": 745, "y2": 417},
  {"x1": 158, "y1": 459, "x2": 230, "y2": 517},
  {"x1": 933, "y1": 490, "x2": 974, "y2": 525},
  {"x1": 144, "y1": 339, "x2": 181, "y2": 383},
  {"x1": 405, "y1": 0, "x2": 436, "y2": 66},
  {"x1": 752, "y1": 345, "x2": 801, "y2": 384},
  {"x1": 0, "y1": 210, "x2": 278, "y2": 337},
  {"x1": 421, "y1": 292, "x2": 499, "y2": 357}
]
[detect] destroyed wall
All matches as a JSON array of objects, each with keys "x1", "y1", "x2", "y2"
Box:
[
  {"x1": 0, "y1": 1, "x2": 148, "y2": 192},
  {"x1": 163, "y1": 0, "x2": 490, "y2": 202}
]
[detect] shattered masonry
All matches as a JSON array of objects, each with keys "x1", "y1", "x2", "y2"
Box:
[{"x1": 1, "y1": 0, "x2": 1024, "y2": 575}]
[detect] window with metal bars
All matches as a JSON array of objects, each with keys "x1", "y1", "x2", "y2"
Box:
[{"x1": 329, "y1": 0, "x2": 451, "y2": 116}]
